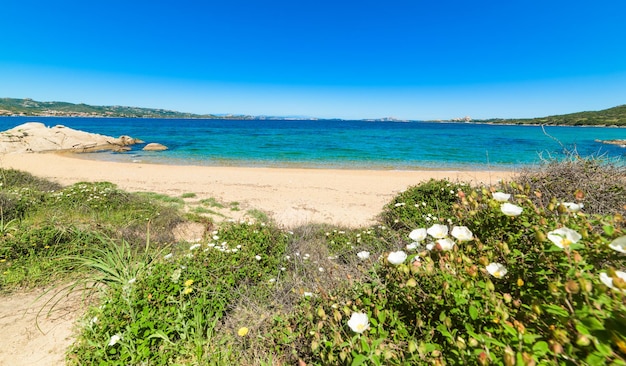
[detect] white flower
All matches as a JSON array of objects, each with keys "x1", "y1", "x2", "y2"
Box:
[
  {"x1": 599, "y1": 271, "x2": 626, "y2": 293},
  {"x1": 486, "y1": 263, "x2": 508, "y2": 279},
  {"x1": 347, "y1": 312, "x2": 370, "y2": 334},
  {"x1": 409, "y1": 228, "x2": 427, "y2": 242},
  {"x1": 255, "y1": 255, "x2": 262, "y2": 261},
  {"x1": 609, "y1": 236, "x2": 626, "y2": 254},
  {"x1": 547, "y1": 227, "x2": 582, "y2": 250},
  {"x1": 562, "y1": 202, "x2": 584, "y2": 212},
  {"x1": 406, "y1": 242, "x2": 419, "y2": 250},
  {"x1": 189, "y1": 243, "x2": 201, "y2": 251},
  {"x1": 436, "y1": 238, "x2": 455, "y2": 251},
  {"x1": 268, "y1": 278, "x2": 276, "y2": 283},
  {"x1": 127, "y1": 278, "x2": 136, "y2": 284},
  {"x1": 451, "y1": 226, "x2": 473, "y2": 242},
  {"x1": 492, "y1": 192, "x2": 511, "y2": 202},
  {"x1": 163, "y1": 253, "x2": 173, "y2": 260},
  {"x1": 303, "y1": 292, "x2": 313, "y2": 297},
  {"x1": 318, "y1": 267, "x2": 325, "y2": 272},
  {"x1": 501, "y1": 203, "x2": 523, "y2": 217},
  {"x1": 357, "y1": 251, "x2": 370, "y2": 260},
  {"x1": 108, "y1": 333, "x2": 122, "y2": 346},
  {"x1": 387, "y1": 251, "x2": 407, "y2": 265},
  {"x1": 427, "y1": 224, "x2": 449, "y2": 239}
]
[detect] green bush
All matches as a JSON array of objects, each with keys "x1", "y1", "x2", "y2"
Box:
[
  {"x1": 380, "y1": 179, "x2": 465, "y2": 231},
  {"x1": 515, "y1": 156, "x2": 626, "y2": 217},
  {"x1": 0, "y1": 168, "x2": 62, "y2": 192},
  {"x1": 69, "y1": 222, "x2": 290, "y2": 365},
  {"x1": 268, "y1": 180, "x2": 626, "y2": 365}
]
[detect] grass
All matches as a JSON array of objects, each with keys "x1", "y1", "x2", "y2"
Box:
[
  {"x1": 199, "y1": 197, "x2": 225, "y2": 208},
  {"x1": 1, "y1": 157, "x2": 626, "y2": 365}
]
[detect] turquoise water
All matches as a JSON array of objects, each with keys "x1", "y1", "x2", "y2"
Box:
[{"x1": 1, "y1": 117, "x2": 624, "y2": 169}]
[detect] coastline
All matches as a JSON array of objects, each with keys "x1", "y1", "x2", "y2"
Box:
[{"x1": 0, "y1": 152, "x2": 515, "y2": 228}]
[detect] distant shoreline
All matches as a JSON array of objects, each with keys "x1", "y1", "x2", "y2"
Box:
[{"x1": 1, "y1": 114, "x2": 624, "y2": 129}]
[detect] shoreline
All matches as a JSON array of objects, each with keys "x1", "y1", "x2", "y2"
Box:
[{"x1": 0, "y1": 152, "x2": 515, "y2": 228}]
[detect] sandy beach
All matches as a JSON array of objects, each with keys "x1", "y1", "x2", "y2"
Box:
[{"x1": 1, "y1": 153, "x2": 514, "y2": 228}]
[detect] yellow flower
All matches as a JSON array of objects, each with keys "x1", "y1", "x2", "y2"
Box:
[
  {"x1": 237, "y1": 327, "x2": 249, "y2": 337},
  {"x1": 182, "y1": 287, "x2": 193, "y2": 295},
  {"x1": 184, "y1": 279, "x2": 194, "y2": 287}
]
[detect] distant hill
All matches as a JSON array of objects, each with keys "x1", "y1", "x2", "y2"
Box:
[
  {"x1": 476, "y1": 104, "x2": 626, "y2": 127},
  {"x1": 0, "y1": 98, "x2": 226, "y2": 119},
  {"x1": 1, "y1": 97, "x2": 625, "y2": 125}
]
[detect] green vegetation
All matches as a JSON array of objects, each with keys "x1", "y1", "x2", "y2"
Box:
[
  {"x1": 0, "y1": 97, "x2": 225, "y2": 119},
  {"x1": 1, "y1": 156, "x2": 626, "y2": 364},
  {"x1": 478, "y1": 104, "x2": 626, "y2": 127}
]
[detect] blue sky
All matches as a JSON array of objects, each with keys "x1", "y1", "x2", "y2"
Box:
[{"x1": 1, "y1": 1, "x2": 625, "y2": 120}]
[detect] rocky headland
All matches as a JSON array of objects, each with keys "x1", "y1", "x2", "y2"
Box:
[{"x1": 0, "y1": 122, "x2": 149, "y2": 154}]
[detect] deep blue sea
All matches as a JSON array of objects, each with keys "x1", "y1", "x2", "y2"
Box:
[{"x1": 1, "y1": 116, "x2": 625, "y2": 170}]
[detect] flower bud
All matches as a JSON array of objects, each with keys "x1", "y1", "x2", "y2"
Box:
[
  {"x1": 550, "y1": 341, "x2": 563, "y2": 354},
  {"x1": 579, "y1": 278, "x2": 592, "y2": 293},
  {"x1": 534, "y1": 230, "x2": 547, "y2": 242},
  {"x1": 549, "y1": 282, "x2": 560, "y2": 294},
  {"x1": 503, "y1": 346, "x2": 515, "y2": 366},
  {"x1": 406, "y1": 278, "x2": 417, "y2": 287},
  {"x1": 408, "y1": 340, "x2": 418, "y2": 353},
  {"x1": 478, "y1": 351, "x2": 490, "y2": 365},
  {"x1": 456, "y1": 336, "x2": 466, "y2": 350},
  {"x1": 468, "y1": 337, "x2": 479, "y2": 347},
  {"x1": 486, "y1": 280, "x2": 495, "y2": 292},
  {"x1": 522, "y1": 353, "x2": 536, "y2": 366},
  {"x1": 565, "y1": 280, "x2": 580, "y2": 294},
  {"x1": 576, "y1": 335, "x2": 591, "y2": 347}
]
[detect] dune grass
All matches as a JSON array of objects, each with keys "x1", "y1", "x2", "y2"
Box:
[{"x1": 1, "y1": 156, "x2": 625, "y2": 365}]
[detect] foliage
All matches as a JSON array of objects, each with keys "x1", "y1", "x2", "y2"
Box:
[
  {"x1": 515, "y1": 155, "x2": 626, "y2": 217},
  {"x1": 3, "y1": 158, "x2": 626, "y2": 364},
  {"x1": 380, "y1": 179, "x2": 466, "y2": 231},
  {"x1": 480, "y1": 104, "x2": 626, "y2": 126},
  {"x1": 0, "y1": 176, "x2": 183, "y2": 291},
  {"x1": 267, "y1": 179, "x2": 626, "y2": 365},
  {"x1": 68, "y1": 222, "x2": 289, "y2": 365},
  {"x1": 0, "y1": 97, "x2": 220, "y2": 118}
]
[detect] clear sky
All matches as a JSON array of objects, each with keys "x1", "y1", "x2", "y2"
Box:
[{"x1": 1, "y1": 0, "x2": 626, "y2": 120}]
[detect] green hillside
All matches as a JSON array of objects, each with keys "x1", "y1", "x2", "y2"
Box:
[
  {"x1": 0, "y1": 98, "x2": 221, "y2": 119},
  {"x1": 480, "y1": 104, "x2": 626, "y2": 126}
]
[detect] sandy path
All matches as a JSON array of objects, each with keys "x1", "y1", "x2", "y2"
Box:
[
  {"x1": 0, "y1": 288, "x2": 85, "y2": 366},
  {"x1": 0, "y1": 153, "x2": 514, "y2": 228}
]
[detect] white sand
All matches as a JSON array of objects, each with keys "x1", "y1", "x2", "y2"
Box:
[{"x1": 1, "y1": 152, "x2": 514, "y2": 228}]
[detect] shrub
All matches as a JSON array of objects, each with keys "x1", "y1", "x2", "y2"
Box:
[
  {"x1": 69, "y1": 221, "x2": 290, "y2": 365},
  {"x1": 380, "y1": 179, "x2": 465, "y2": 231},
  {"x1": 515, "y1": 156, "x2": 626, "y2": 217},
  {"x1": 267, "y1": 179, "x2": 626, "y2": 365},
  {"x1": 0, "y1": 168, "x2": 62, "y2": 192}
]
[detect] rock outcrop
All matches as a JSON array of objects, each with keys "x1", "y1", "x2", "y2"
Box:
[
  {"x1": 0, "y1": 122, "x2": 144, "y2": 154},
  {"x1": 596, "y1": 139, "x2": 626, "y2": 148},
  {"x1": 142, "y1": 143, "x2": 168, "y2": 151}
]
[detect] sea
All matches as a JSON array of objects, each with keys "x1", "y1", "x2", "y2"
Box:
[{"x1": 1, "y1": 116, "x2": 624, "y2": 170}]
